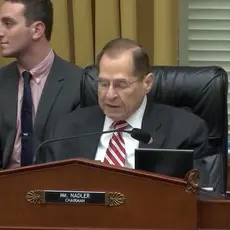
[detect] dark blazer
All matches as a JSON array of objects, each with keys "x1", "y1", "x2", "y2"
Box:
[
  {"x1": 0, "y1": 55, "x2": 83, "y2": 168},
  {"x1": 38, "y1": 101, "x2": 209, "y2": 167}
]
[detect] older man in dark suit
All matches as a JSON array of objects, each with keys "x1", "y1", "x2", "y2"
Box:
[
  {"x1": 37, "y1": 38, "x2": 209, "y2": 183},
  {"x1": 0, "y1": 0, "x2": 82, "y2": 168}
]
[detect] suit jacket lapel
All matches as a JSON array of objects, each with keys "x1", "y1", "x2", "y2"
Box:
[
  {"x1": 82, "y1": 101, "x2": 168, "y2": 160},
  {"x1": 81, "y1": 108, "x2": 105, "y2": 160},
  {"x1": 34, "y1": 55, "x2": 63, "y2": 141},
  {"x1": 139, "y1": 100, "x2": 166, "y2": 149},
  {"x1": 2, "y1": 63, "x2": 19, "y2": 167}
]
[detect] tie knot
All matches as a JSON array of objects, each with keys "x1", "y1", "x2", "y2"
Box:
[
  {"x1": 112, "y1": 120, "x2": 128, "y2": 130},
  {"x1": 22, "y1": 71, "x2": 32, "y2": 83}
]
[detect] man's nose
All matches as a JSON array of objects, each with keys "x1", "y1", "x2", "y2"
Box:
[{"x1": 105, "y1": 84, "x2": 118, "y2": 99}]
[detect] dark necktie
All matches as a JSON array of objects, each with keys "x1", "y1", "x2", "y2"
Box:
[{"x1": 21, "y1": 71, "x2": 33, "y2": 166}]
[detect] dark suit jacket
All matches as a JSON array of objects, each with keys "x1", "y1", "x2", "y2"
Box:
[
  {"x1": 38, "y1": 102, "x2": 209, "y2": 172},
  {"x1": 0, "y1": 55, "x2": 83, "y2": 168}
]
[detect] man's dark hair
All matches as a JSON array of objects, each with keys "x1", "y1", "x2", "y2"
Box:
[
  {"x1": 5, "y1": 0, "x2": 53, "y2": 41},
  {"x1": 96, "y1": 38, "x2": 151, "y2": 77}
]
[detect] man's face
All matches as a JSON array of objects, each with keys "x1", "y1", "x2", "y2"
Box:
[
  {"x1": 0, "y1": 2, "x2": 32, "y2": 58},
  {"x1": 98, "y1": 51, "x2": 153, "y2": 121}
]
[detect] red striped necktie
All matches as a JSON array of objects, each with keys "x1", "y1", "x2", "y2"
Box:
[{"x1": 104, "y1": 120, "x2": 128, "y2": 167}]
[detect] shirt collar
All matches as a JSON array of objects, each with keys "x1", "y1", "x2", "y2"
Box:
[
  {"x1": 18, "y1": 49, "x2": 55, "y2": 83},
  {"x1": 104, "y1": 95, "x2": 147, "y2": 130},
  {"x1": 126, "y1": 95, "x2": 147, "y2": 128}
]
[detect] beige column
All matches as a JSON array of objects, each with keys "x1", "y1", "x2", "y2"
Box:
[
  {"x1": 136, "y1": 0, "x2": 154, "y2": 64},
  {"x1": 153, "y1": 0, "x2": 178, "y2": 65},
  {"x1": 95, "y1": 0, "x2": 120, "y2": 58},
  {"x1": 120, "y1": 0, "x2": 137, "y2": 40},
  {"x1": 51, "y1": 0, "x2": 70, "y2": 61},
  {"x1": 72, "y1": 0, "x2": 94, "y2": 67}
]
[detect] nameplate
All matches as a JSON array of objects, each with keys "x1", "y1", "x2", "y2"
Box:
[{"x1": 26, "y1": 190, "x2": 125, "y2": 207}]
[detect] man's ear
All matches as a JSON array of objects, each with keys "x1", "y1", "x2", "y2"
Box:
[
  {"x1": 144, "y1": 72, "x2": 153, "y2": 93},
  {"x1": 31, "y1": 21, "x2": 45, "y2": 40}
]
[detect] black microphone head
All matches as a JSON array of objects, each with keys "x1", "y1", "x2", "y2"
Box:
[{"x1": 130, "y1": 128, "x2": 153, "y2": 144}]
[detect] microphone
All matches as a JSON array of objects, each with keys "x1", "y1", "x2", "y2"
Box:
[
  {"x1": 130, "y1": 128, "x2": 153, "y2": 144},
  {"x1": 34, "y1": 128, "x2": 152, "y2": 163}
]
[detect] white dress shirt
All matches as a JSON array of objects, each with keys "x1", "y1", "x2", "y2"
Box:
[{"x1": 95, "y1": 96, "x2": 147, "y2": 168}]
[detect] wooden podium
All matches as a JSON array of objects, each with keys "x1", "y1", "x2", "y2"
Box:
[{"x1": 0, "y1": 159, "x2": 229, "y2": 230}]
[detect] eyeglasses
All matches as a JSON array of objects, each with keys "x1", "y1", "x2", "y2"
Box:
[{"x1": 93, "y1": 77, "x2": 143, "y2": 92}]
